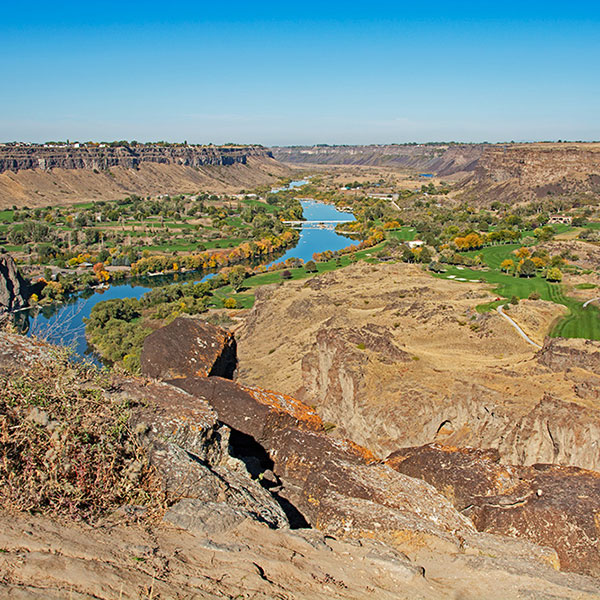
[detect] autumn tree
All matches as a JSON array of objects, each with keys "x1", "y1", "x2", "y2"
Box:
[
  {"x1": 515, "y1": 247, "x2": 531, "y2": 260},
  {"x1": 546, "y1": 267, "x2": 563, "y2": 282},
  {"x1": 93, "y1": 262, "x2": 110, "y2": 283},
  {"x1": 500, "y1": 259, "x2": 514, "y2": 273}
]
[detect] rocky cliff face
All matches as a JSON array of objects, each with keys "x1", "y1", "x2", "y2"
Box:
[
  {"x1": 464, "y1": 143, "x2": 600, "y2": 202},
  {"x1": 272, "y1": 144, "x2": 484, "y2": 177},
  {"x1": 0, "y1": 253, "x2": 28, "y2": 314},
  {"x1": 0, "y1": 145, "x2": 272, "y2": 174},
  {"x1": 237, "y1": 263, "x2": 600, "y2": 473},
  {"x1": 0, "y1": 145, "x2": 289, "y2": 207}
]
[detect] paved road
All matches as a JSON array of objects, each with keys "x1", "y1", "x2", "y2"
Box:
[
  {"x1": 583, "y1": 297, "x2": 600, "y2": 308},
  {"x1": 497, "y1": 305, "x2": 542, "y2": 349}
]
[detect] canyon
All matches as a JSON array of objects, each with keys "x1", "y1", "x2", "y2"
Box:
[
  {"x1": 274, "y1": 142, "x2": 600, "y2": 203},
  {"x1": 237, "y1": 262, "x2": 599, "y2": 466}
]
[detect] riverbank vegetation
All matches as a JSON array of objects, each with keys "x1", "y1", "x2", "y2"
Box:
[{"x1": 1, "y1": 184, "x2": 303, "y2": 303}]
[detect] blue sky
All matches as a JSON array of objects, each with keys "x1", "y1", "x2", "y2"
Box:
[{"x1": 1, "y1": 1, "x2": 599, "y2": 145}]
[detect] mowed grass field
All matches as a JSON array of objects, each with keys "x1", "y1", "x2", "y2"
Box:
[
  {"x1": 386, "y1": 227, "x2": 417, "y2": 242},
  {"x1": 432, "y1": 243, "x2": 600, "y2": 340}
]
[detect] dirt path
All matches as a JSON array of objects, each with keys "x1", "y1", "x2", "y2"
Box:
[{"x1": 497, "y1": 305, "x2": 542, "y2": 349}]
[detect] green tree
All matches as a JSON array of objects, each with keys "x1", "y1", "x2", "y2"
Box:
[
  {"x1": 518, "y1": 258, "x2": 536, "y2": 278},
  {"x1": 304, "y1": 260, "x2": 318, "y2": 273},
  {"x1": 227, "y1": 265, "x2": 247, "y2": 292}
]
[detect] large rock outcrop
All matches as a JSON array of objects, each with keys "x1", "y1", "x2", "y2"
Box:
[
  {"x1": 237, "y1": 263, "x2": 600, "y2": 472},
  {"x1": 387, "y1": 443, "x2": 600, "y2": 577},
  {"x1": 0, "y1": 253, "x2": 28, "y2": 314},
  {"x1": 140, "y1": 316, "x2": 237, "y2": 380},
  {"x1": 140, "y1": 320, "x2": 483, "y2": 554}
]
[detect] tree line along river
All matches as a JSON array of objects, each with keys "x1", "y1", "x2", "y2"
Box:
[{"x1": 25, "y1": 184, "x2": 354, "y2": 365}]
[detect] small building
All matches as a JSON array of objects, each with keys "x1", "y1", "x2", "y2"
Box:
[
  {"x1": 548, "y1": 214, "x2": 573, "y2": 225},
  {"x1": 407, "y1": 240, "x2": 425, "y2": 249},
  {"x1": 368, "y1": 193, "x2": 399, "y2": 201}
]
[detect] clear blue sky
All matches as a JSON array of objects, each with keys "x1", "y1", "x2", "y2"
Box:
[{"x1": 1, "y1": 1, "x2": 599, "y2": 145}]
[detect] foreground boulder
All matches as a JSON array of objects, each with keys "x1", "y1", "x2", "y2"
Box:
[
  {"x1": 140, "y1": 316, "x2": 237, "y2": 379},
  {"x1": 169, "y1": 375, "x2": 476, "y2": 551},
  {"x1": 387, "y1": 443, "x2": 600, "y2": 577},
  {"x1": 113, "y1": 377, "x2": 289, "y2": 529}
]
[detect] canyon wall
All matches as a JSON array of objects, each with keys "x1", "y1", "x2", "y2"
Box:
[
  {"x1": 462, "y1": 142, "x2": 600, "y2": 203},
  {"x1": 272, "y1": 144, "x2": 484, "y2": 177},
  {"x1": 0, "y1": 145, "x2": 289, "y2": 207},
  {"x1": 0, "y1": 144, "x2": 272, "y2": 174},
  {"x1": 274, "y1": 142, "x2": 600, "y2": 202}
]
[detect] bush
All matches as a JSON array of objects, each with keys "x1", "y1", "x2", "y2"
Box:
[
  {"x1": 223, "y1": 297, "x2": 238, "y2": 309},
  {"x1": 510, "y1": 295, "x2": 519, "y2": 305},
  {"x1": 528, "y1": 291, "x2": 541, "y2": 300},
  {"x1": 281, "y1": 269, "x2": 292, "y2": 280}
]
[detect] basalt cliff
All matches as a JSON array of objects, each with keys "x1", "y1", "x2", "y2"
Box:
[
  {"x1": 272, "y1": 144, "x2": 484, "y2": 178},
  {"x1": 0, "y1": 253, "x2": 28, "y2": 315},
  {"x1": 463, "y1": 142, "x2": 600, "y2": 204},
  {"x1": 2, "y1": 317, "x2": 599, "y2": 598},
  {"x1": 0, "y1": 144, "x2": 289, "y2": 207}
]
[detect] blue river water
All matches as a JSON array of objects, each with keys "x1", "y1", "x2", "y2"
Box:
[{"x1": 26, "y1": 186, "x2": 354, "y2": 364}]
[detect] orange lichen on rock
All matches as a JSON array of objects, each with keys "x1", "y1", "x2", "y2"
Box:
[{"x1": 240, "y1": 384, "x2": 324, "y2": 431}]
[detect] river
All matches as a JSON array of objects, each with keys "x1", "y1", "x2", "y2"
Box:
[{"x1": 26, "y1": 184, "x2": 354, "y2": 364}]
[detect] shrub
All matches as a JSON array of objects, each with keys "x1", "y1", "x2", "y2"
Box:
[
  {"x1": 223, "y1": 297, "x2": 238, "y2": 309},
  {"x1": 510, "y1": 295, "x2": 519, "y2": 305},
  {"x1": 0, "y1": 351, "x2": 163, "y2": 521},
  {"x1": 528, "y1": 291, "x2": 541, "y2": 300}
]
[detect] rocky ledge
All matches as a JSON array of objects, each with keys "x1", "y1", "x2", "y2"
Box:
[{"x1": 2, "y1": 318, "x2": 600, "y2": 598}]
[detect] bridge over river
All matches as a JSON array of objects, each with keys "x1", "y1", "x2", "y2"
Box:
[{"x1": 282, "y1": 220, "x2": 349, "y2": 230}]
